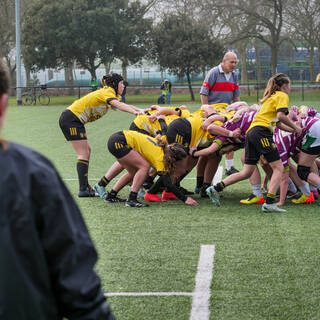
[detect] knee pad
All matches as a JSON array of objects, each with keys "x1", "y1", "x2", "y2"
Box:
[{"x1": 297, "y1": 165, "x2": 311, "y2": 182}]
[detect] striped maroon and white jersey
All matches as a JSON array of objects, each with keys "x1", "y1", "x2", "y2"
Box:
[
  {"x1": 215, "y1": 111, "x2": 257, "y2": 145},
  {"x1": 274, "y1": 115, "x2": 319, "y2": 167},
  {"x1": 274, "y1": 128, "x2": 300, "y2": 168},
  {"x1": 300, "y1": 116, "x2": 320, "y2": 141}
]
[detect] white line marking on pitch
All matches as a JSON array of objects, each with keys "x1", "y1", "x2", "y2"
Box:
[
  {"x1": 104, "y1": 245, "x2": 215, "y2": 320},
  {"x1": 190, "y1": 245, "x2": 215, "y2": 320},
  {"x1": 105, "y1": 292, "x2": 193, "y2": 296}
]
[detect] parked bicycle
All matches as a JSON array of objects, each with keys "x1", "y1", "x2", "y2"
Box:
[{"x1": 22, "y1": 85, "x2": 50, "y2": 106}]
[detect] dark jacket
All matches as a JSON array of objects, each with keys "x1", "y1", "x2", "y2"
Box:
[{"x1": 0, "y1": 142, "x2": 115, "y2": 320}]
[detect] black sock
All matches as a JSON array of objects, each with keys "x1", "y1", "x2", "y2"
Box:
[
  {"x1": 144, "y1": 175, "x2": 155, "y2": 184},
  {"x1": 77, "y1": 159, "x2": 89, "y2": 191},
  {"x1": 202, "y1": 182, "x2": 211, "y2": 190},
  {"x1": 109, "y1": 189, "x2": 118, "y2": 197},
  {"x1": 196, "y1": 176, "x2": 204, "y2": 188},
  {"x1": 266, "y1": 193, "x2": 276, "y2": 204},
  {"x1": 129, "y1": 191, "x2": 138, "y2": 201},
  {"x1": 148, "y1": 176, "x2": 164, "y2": 194},
  {"x1": 98, "y1": 176, "x2": 110, "y2": 187},
  {"x1": 214, "y1": 181, "x2": 225, "y2": 192},
  {"x1": 175, "y1": 172, "x2": 189, "y2": 187}
]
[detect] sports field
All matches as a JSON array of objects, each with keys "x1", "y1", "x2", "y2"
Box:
[{"x1": 4, "y1": 101, "x2": 320, "y2": 320}]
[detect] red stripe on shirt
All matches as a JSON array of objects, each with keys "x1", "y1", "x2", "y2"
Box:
[
  {"x1": 212, "y1": 82, "x2": 238, "y2": 92},
  {"x1": 201, "y1": 81, "x2": 239, "y2": 92}
]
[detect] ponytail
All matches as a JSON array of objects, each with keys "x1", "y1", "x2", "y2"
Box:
[
  {"x1": 260, "y1": 73, "x2": 290, "y2": 104},
  {"x1": 157, "y1": 138, "x2": 187, "y2": 175}
]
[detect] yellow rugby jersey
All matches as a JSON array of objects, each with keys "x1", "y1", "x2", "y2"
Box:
[
  {"x1": 133, "y1": 114, "x2": 181, "y2": 137},
  {"x1": 67, "y1": 86, "x2": 120, "y2": 124},
  {"x1": 198, "y1": 103, "x2": 234, "y2": 126},
  {"x1": 187, "y1": 117, "x2": 215, "y2": 148},
  {"x1": 178, "y1": 108, "x2": 191, "y2": 118},
  {"x1": 192, "y1": 104, "x2": 231, "y2": 117},
  {"x1": 191, "y1": 109, "x2": 204, "y2": 118},
  {"x1": 220, "y1": 110, "x2": 235, "y2": 121},
  {"x1": 210, "y1": 103, "x2": 229, "y2": 112},
  {"x1": 164, "y1": 110, "x2": 190, "y2": 122},
  {"x1": 123, "y1": 130, "x2": 165, "y2": 172},
  {"x1": 191, "y1": 108, "x2": 233, "y2": 127},
  {"x1": 133, "y1": 108, "x2": 191, "y2": 137},
  {"x1": 212, "y1": 110, "x2": 235, "y2": 126},
  {"x1": 247, "y1": 91, "x2": 289, "y2": 133},
  {"x1": 133, "y1": 114, "x2": 161, "y2": 136}
]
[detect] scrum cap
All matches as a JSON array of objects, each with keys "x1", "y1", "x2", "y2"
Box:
[{"x1": 103, "y1": 73, "x2": 123, "y2": 95}]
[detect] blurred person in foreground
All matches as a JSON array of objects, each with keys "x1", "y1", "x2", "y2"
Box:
[{"x1": 0, "y1": 58, "x2": 115, "y2": 319}]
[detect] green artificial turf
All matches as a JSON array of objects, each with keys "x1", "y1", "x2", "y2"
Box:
[{"x1": 4, "y1": 102, "x2": 320, "y2": 320}]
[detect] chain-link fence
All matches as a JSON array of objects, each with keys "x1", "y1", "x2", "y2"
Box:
[{"x1": 11, "y1": 81, "x2": 320, "y2": 105}]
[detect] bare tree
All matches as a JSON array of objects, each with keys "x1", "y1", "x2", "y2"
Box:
[
  {"x1": 0, "y1": 0, "x2": 16, "y2": 78},
  {"x1": 0, "y1": 0, "x2": 35, "y2": 82},
  {"x1": 215, "y1": 0, "x2": 289, "y2": 74},
  {"x1": 286, "y1": 0, "x2": 320, "y2": 81},
  {"x1": 147, "y1": 0, "x2": 226, "y2": 84},
  {"x1": 211, "y1": 6, "x2": 253, "y2": 83},
  {"x1": 253, "y1": 39, "x2": 262, "y2": 83}
]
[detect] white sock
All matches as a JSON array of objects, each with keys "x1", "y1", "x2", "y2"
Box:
[
  {"x1": 310, "y1": 184, "x2": 317, "y2": 192},
  {"x1": 299, "y1": 183, "x2": 311, "y2": 196},
  {"x1": 252, "y1": 184, "x2": 263, "y2": 198},
  {"x1": 225, "y1": 159, "x2": 234, "y2": 170},
  {"x1": 288, "y1": 178, "x2": 297, "y2": 193}
]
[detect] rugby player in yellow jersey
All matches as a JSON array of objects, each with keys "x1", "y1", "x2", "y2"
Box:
[
  {"x1": 165, "y1": 114, "x2": 218, "y2": 195},
  {"x1": 143, "y1": 113, "x2": 241, "y2": 200},
  {"x1": 203, "y1": 102, "x2": 242, "y2": 176},
  {"x1": 206, "y1": 73, "x2": 302, "y2": 212},
  {"x1": 185, "y1": 105, "x2": 240, "y2": 197},
  {"x1": 92, "y1": 105, "x2": 191, "y2": 199},
  {"x1": 130, "y1": 105, "x2": 191, "y2": 137},
  {"x1": 59, "y1": 73, "x2": 144, "y2": 197},
  {"x1": 106, "y1": 130, "x2": 198, "y2": 207}
]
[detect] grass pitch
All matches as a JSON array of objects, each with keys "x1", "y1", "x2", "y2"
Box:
[{"x1": 4, "y1": 102, "x2": 320, "y2": 320}]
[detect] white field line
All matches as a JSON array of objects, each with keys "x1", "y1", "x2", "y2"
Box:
[
  {"x1": 63, "y1": 166, "x2": 224, "y2": 182},
  {"x1": 104, "y1": 245, "x2": 216, "y2": 320},
  {"x1": 105, "y1": 292, "x2": 193, "y2": 297},
  {"x1": 189, "y1": 245, "x2": 215, "y2": 320}
]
